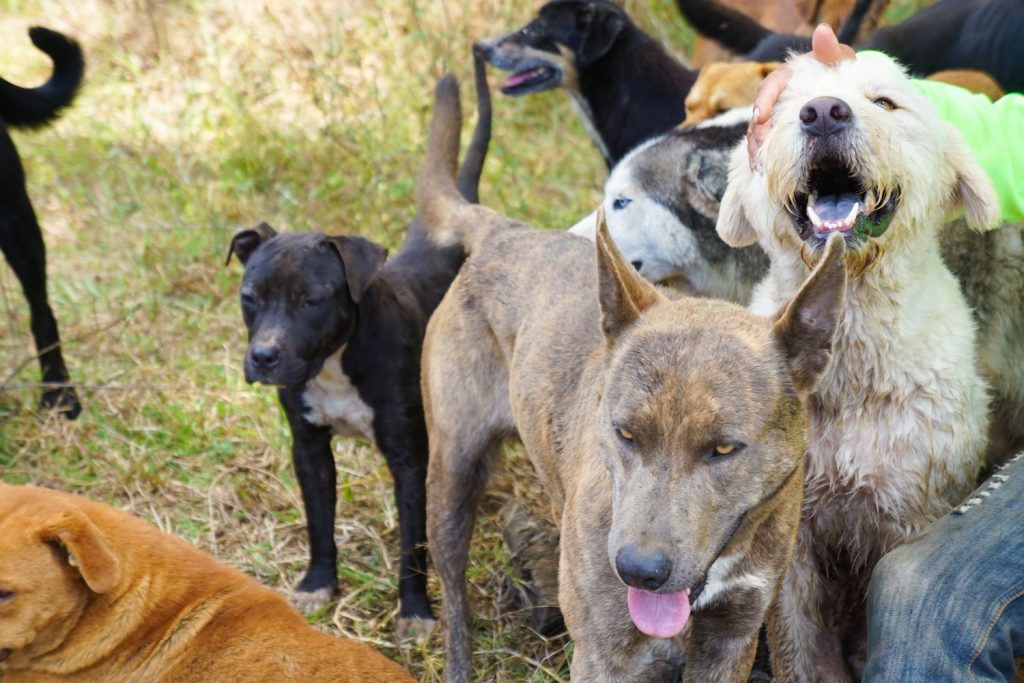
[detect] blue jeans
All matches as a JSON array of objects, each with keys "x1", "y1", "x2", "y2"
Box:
[{"x1": 865, "y1": 452, "x2": 1024, "y2": 682}]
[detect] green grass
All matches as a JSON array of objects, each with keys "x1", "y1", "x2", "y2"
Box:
[{"x1": 0, "y1": 0, "x2": 929, "y2": 680}]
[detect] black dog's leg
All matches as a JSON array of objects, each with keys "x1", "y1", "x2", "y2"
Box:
[
  {"x1": 376, "y1": 428, "x2": 434, "y2": 631},
  {"x1": 279, "y1": 388, "x2": 338, "y2": 605},
  {"x1": 0, "y1": 194, "x2": 80, "y2": 418}
]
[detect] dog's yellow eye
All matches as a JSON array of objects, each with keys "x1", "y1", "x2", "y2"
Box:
[
  {"x1": 616, "y1": 426, "x2": 634, "y2": 442},
  {"x1": 873, "y1": 97, "x2": 897, "y2": 111},
  {"x1": 713, "y1": 443, "x2": 746, "y2": 457}
]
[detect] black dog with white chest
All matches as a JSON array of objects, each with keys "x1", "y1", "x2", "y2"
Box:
[
  {"x1": 478, "y1": 0, "x2": 697, "y2": 167},
  {"x1": 1, "y1": 27, "x2": 84, "y2": 418},
  {"x1": 226, "y1": 62, "x2": 491, "y2": 636}
]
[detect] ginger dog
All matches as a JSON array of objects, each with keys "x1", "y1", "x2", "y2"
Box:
[
  {"x1": 418, "y1": 75, "x2": 848, "y2": 682},
  {"x1": 0, "y1": 483, "x2": 413, "y2": 682},
  {"x1": 717, "y1": 52, "x2": 998, "y2": 680}
]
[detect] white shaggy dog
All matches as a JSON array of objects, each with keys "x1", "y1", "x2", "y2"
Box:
[{"x1": 717, "y1": 53, "x2": 999, "y2": 681}]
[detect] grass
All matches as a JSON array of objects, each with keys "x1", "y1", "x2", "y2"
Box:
[{"x1": 0, "y1": 0, "x2": 929, "y2": 680}]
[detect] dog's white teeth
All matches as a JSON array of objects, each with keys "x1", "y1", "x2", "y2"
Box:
[
  {"x1": 807, "y1": 205, "x2": 823, "y2": 228},
  {"x1": 841, "y1": 202, "x2": 860, "y2": 229}
]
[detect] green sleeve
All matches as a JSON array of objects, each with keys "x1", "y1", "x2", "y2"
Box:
[{"x1": 860, "y1": 51, "x2": 1024, "y2": 223}]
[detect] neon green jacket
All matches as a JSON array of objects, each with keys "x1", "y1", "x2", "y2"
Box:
[{"x1": 862, "y1": 52, "x2": 1024, "y2": 222}]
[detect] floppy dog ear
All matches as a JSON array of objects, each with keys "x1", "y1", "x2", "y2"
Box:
[
  {"x1": 578, "y1": 3, "x2": 624, "y2": 66},
  {"x1": 772, "y1": 233, "x2": 847, "y2": 394},
  {"x1": 595, "y1": 206, "x2": 660, "y2": 338},
  {"x1": 327, "y1": 236, "x2": 388, "y2": 305},
  {"x1": 717, "y1": 150, "x2": 761, "y2": 247},
  {"x1": 945, "y1": 126, "x2": 1000, "y2": 232},
  {"x1": 225, "y1": 222, "x2": 277, "y2": 266},
  {"x1": 40, "y1": 510, "x2": 120, "y2": 594}
]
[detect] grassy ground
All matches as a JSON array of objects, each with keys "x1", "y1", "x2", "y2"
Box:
[{"x1": 0, "y1": 1, "x2": 927, "y2": 680}]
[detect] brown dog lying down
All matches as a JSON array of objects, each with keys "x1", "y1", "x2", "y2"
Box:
[
  {"x1": 683, "y1": 61, "x2": 1007, "y2": 126},
  {"x1": 0, "y1": 483, "x2": 414, "y2": 682}
]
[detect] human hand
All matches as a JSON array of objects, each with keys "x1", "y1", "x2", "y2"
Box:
[{"x1": 746, "y1": 24, "x2": 856, "y2": 171}]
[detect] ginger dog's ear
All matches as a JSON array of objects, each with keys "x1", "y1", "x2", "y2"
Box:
[
  {"x1": 772, "y1": 233, "x2": 847, "y2": 394},
  {"x1": 327, "y1": 235, "x2": 388, "y2": 305},
  {"x1": 717, "y1": 147, "x2": 760, "y2": 247},
  {"x1": 595, "y1": 206, "x2": 660, "y2": 338},
  {"x1": 945, "y1": 125, "x2": 1000, "y2": 231},
  {"x1": 40, "y1": 510, "x2": 120, "y2": 594},
  {"x1": 226, "y1": 222, "x2": 277, "y2": 266}
]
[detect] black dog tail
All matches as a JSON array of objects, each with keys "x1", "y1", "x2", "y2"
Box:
[
  {"x1": 675, "y1": 0, "x2": 771, "y2": 54},
  {"x1": 455, "y1": 51, "x2": 492, "y2": 204},
  {"x1": 0, "y1": 27, "x2": 85, "y2": 129},
  {"x1": 836, "y1": 0, "x2": 875, "y2": 45}
]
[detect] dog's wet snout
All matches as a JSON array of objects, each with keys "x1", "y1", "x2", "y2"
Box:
[
  {"x1": 249, "y1": 344, "x2": 281, "y2": 371},
  {"x1": 800, "y1": 96, "x2": 852, "y2": 137},
  {"x1": 615, "y1": 544, "x2": 672, "y2": 591}
]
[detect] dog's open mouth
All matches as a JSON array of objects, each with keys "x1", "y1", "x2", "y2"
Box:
[
  {"x1": 501, "y1": 66, "x2": 560, "y2": 94},
  {"x1": 626, "y1": 577, "x2": 705, "y2": 639},
  {"x1": 787, "y1": 157, "x2": 898, "y2": 244}
]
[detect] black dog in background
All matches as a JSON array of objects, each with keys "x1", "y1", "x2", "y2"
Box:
[
  {"x1": 478, "y1": 0, "x2": 697, "y2": 167},
  {"x1": 677, "y1": 0, "x2": 1024, "y2": 92},
  {"x1": 226, "y1": 59, "x2": 491, "y2": 636},
  {"x1": 1, "y1": 27, "x2": 84, "y2": 419}
]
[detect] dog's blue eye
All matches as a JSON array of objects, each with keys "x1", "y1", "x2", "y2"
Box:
[
  {"x1": 873, "y1": 97, "x2": 897, "y2": 111},
  {"x1": 612, "y1": 197, "x2": 631, "y2": 210}
]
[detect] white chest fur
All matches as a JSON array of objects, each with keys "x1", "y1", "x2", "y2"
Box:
[{"x1": 302, "y1": 348, "x2": 376, "y2": 442}]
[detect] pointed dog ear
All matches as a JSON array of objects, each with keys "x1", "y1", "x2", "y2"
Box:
[
  {"x1": 595, "y1": 206, "x2": 660, "y2": 339},
  {"x1": 327, "y1": 236, "x2": 388, "y2": 304},
  {"x1": 578, "y1": 2, "x2": 625, "y2": 67},
  {"x1": 944, "y1": 125, "x2": 1000, "y2": 232},
  {"x1": 39, "y1": 509, "x2": 120, "y2": 594},
  {"x1": 226, "y1": 222, "x2": 277, "y2": 266},
  {"x1": 772, "y1": 233, "x2": 847, "y2": 394}
]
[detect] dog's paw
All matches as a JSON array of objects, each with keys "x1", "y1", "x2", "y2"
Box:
[
  {"x1": 40, "y1": 385, "x2": 82, "y2": 420},
  {"x1": 395, "y1": 615, "x2": 437, "y2": 642},
  {"x1": 286, "y1": 586, "x2": 333, "y2": 615}
]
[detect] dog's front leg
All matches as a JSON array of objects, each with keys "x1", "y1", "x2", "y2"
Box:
[
  {"x1": 767, "y1": 526, "x2": 851, "y2": 683},
  {"x1": 374, "y1": 426, "x2": 435, "y2": 637},
  {"x1": 683, "y1": 593, "x2": 764, "y2": 682},
  {"x1": 279, "y1": 387, "x2": 338, "y2": 609}
]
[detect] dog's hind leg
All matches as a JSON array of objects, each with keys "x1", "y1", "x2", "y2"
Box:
[
  {"x1": 423, "y1": 313, "x2": 513, "y2": 683},
  {"x1": 767, "y1": 526, "x2": 852, "y2": 683},
  {"x1": 0, "y1": 195, "x2": 80, "y2": 418}
]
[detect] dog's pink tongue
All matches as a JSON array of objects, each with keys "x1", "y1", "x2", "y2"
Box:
[
  {"x1": 627, "y1": 587, "x2": 691, "y2": 639},
  {"x1": 504, "y1": 69, "x2": 538, "y2": 88}
]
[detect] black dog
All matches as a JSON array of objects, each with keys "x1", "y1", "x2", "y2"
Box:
[
  {"x1": 1, "y1": 27, "x2": 84, "y2": 418},
  {"x1": 677, "y1": 0, "x2": 1024, "y2": 91},
  {"x1": 478, "y1": 0, "x2": 697, "y2": 167},
  {"x1": 225, "y1": 61, "x2": 490, "y2": 636}
]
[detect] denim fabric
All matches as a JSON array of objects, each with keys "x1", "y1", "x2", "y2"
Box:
[{"x1": 865, "y1": 452, "x2": 1024, "y2": 682}]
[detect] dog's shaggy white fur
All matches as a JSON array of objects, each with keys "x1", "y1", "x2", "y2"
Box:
[{"x1": 717, "y1": 53, "x2": 998, "y2": 681}]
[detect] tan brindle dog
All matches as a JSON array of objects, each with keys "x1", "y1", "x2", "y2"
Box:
[
  {"x1": 417, "y1": 75, "x2": 848, "y2": 682},
  {"x1": 0, "y1": 483, "x2": 414, "y2": 682}
]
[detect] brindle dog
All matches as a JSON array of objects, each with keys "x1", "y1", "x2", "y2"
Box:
[{"x1": 417, "y1": 74, "x2": 848, "y2": 682}]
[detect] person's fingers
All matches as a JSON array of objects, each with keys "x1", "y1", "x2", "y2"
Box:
[
  {"x1": 751, "y1": 66, "x2": 790, "y2": 124},
  {"x1": 811, "y1": 23, "x2": 855, "y2": 65}
]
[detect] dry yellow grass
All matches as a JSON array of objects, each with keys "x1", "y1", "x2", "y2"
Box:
[{"x1": 0, "y1": 0, "x2": 931, "y2": 679}]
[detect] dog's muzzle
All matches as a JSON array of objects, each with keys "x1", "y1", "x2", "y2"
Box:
[
  {"x1": 786, "y1": 96, "x2": 899, "y2": 248},
  {"x1": 475, "y1": 39, "x2": 563, "y2": 95}
]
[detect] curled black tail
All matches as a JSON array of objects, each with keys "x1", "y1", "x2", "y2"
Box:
[
  {"x1": 836, "y1": 0, "x2": 876, "y2": 45},
  {"x1": 456, "y1": 50, "x2": 492, "y2": 204},
  {"x1": 675, "y1": 0, "x2": 772, "y2": 54},
  {"x1": 1, "y1": 27, "x2": 85, "y2": 129}
]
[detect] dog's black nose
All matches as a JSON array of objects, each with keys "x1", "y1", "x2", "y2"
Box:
[
  {"x1": 800, "y1": 96, "x2": 852, "y2": 137},
  {"x1": 616, "y1": 545, "x2": 672, "y2": 591},
  {"x1": 249, "y1": 345, "x2": 280, "y2": 370},
  {"x1": 630, "y1": 260, "x2": 643, "y2": 272}
]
